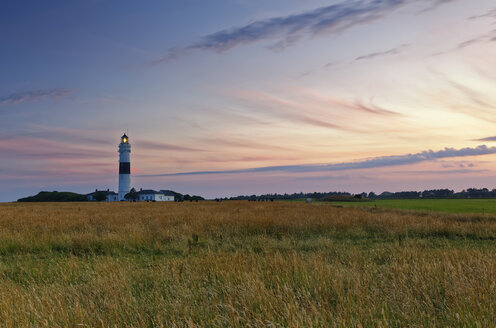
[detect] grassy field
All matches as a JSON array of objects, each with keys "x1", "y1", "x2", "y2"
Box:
[
  {"x1": 323, "y1": 198, "x2": 496, "y2": 215},
  {"x1": 0, "y1": 201, "x2": 495, "y2": 327}
]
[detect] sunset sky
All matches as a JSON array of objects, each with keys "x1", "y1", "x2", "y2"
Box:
[{"x1": 1, "y1": 0, "x2": 496, "y2": 201}]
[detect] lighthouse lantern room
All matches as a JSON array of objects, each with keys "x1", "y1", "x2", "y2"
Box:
[{"x1": 118, "y1": 134, "x2": 131, "y2": 200}]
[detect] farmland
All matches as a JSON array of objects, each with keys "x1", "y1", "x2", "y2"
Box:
[
  {"x1": 323, "y1": 198, "x2": 496, "y2": 215},
  {"x1": 0, "y1": 201, "x2": 495, "y2": 327}
]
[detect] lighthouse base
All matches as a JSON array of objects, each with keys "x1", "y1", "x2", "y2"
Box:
[{"x1": 118, "y1": 174, "x2": 131, "y2": 201}]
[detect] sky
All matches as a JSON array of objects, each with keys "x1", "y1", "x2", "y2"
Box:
[{"x1": 1, "y1": 0, "x2": 496, "y2": 201}]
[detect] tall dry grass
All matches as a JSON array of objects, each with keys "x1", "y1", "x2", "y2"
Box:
[{"x1": 0, "y1": 201, "x2": 495, "y2": 327}]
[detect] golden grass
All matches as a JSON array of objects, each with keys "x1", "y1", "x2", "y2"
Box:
[{"x1": 0, "y1": 201, "x2": 495, "y2": 327}]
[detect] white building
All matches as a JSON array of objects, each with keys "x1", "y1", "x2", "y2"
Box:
[
  {"x1": 87, "y1": 189, "x2": 119, "y2": 202},
  {"x1": 159, "y1": 190, "x2": 176, "y2": 201},
  {"x1": 138, "y1": 189, "x2": 174, "y2": 202},
  {"x1": 87, "y1": 188, "x2": 176, "y2": 202}
]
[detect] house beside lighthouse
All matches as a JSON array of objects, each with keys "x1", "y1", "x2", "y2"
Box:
[{"x1": 118, "y1": 134, "x2": 131, "y2": 201}]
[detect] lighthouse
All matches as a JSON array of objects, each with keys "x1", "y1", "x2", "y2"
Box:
[{"x1": 118, "y1": 134, "x2": 131, "y2": 200}]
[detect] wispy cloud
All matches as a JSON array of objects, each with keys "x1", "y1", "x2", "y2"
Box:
[
  {"x1": 22, "y1": 125, "x2": 114, "y2": 146},
  {"x1": 134, "y1": 140, "x2": 202, "y2": 152},
  {"x1": 427, "y1": 70, "x2": 496, "y2": 123},
  {"x1": 444, "y1": 78, "x2": 494, "y2": 109},
  {"x1": 230, "y1": 89, "x2": 359, "y2": 132},
  {"x1": 457, "y1": 29, "x2": 496, "y2": 49},
  {"x1": 225, "y1": 87, "x2": 403, "y2": 134},
  {"x1": 475, "y1": 136, "x2": 496, "y2": 142},
  {"x1": 198, "y1": 137, "x2": 293, "y2": 152},
  {"x1": 137, "y1": 145, "x2": 496, "y2": 177},
  {"x1": 0, "y1": 137, "x2": 112, "y2": 160},
  {"x1": 468, "y1": 8, "x2": 496, "y2": 20},
  {"x1": 294, "y1": 174, "x2": 356, "y2": 181},
  {"x1": 419, "y1": 0, "x2": 457, "y2": 14},
  {"x1": 0, "y1": 89, "x2": 74, "y2": 107},
  {"x1": 2, "y1": 126, "x2": 202, "y2": 154},
  {"x1": 355, "y1": 43, "x2": 409, "y2": 61},
  {"x1": 154, "y1": 0, "x2": 440, "y2": 64},
  {"x1": 334, "y1": 98, "x2": 400, "y2": 116},
  {"x1": 390, "y1": 169, "x2": 488, "y2": 175}
]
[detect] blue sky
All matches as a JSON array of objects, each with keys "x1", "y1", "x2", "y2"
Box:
[{"x1": 1, "y1": 0, "x2": 496, "y2": 201}]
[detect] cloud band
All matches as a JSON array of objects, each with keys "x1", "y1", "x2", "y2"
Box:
[{"x1": 137, "y1": 145, "x2": 496, "y2": 177}]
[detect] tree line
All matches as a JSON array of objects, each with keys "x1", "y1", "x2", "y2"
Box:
[
  {"x1": 17, "y1": 188, "x2": 496, "y2": 202},
  {"x1": 228, "y1": 188, "x2": 496, "y2": 201},
  {"x1": 368, "y1": 188, "x2": 496, "y2": 199}
]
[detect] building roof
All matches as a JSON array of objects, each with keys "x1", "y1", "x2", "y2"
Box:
[
  {"x1": 159, "y1": 190, "x2": 176, "y2": 196},
  {"x1": 138, "y1": 189, "x2": 163, "y2": 195},
  {"x1": 87, "y1": 190, "x2": 118, "y2": 196}
]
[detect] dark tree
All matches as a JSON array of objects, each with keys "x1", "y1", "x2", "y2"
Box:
[
  {"x1": 124, "y1": 188, "x2": 139, "y2": 201},
  {"x1": 93, "y1": 192, "x2": 107, "y2": 202}
]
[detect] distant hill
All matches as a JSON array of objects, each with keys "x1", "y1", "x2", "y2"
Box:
[{"x1": 18, "y1": 191, "x2": 88, "y2": 202}]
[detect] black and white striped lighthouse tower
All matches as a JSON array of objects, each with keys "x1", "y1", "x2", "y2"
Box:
[{"x1": 118, "y1": 134, "x2": 131, "y2": 200}]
